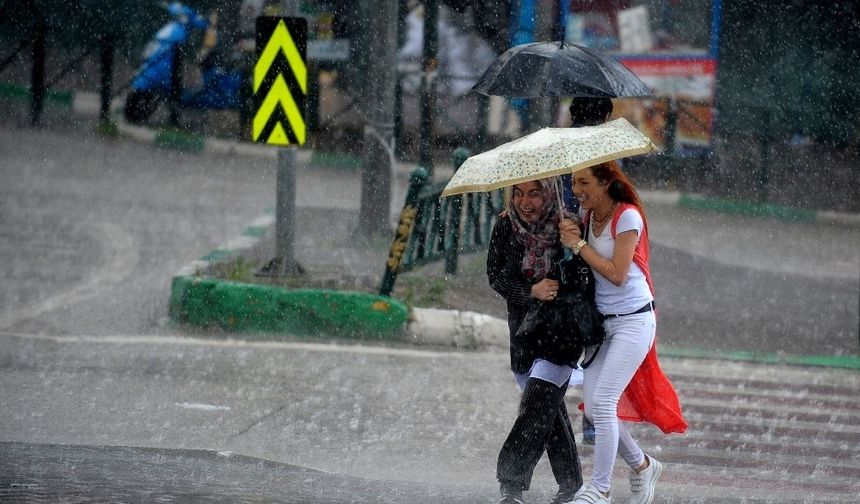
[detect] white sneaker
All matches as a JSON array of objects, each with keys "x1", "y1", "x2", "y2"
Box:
[
  {"x1": 627, "y1": 454, "x2": 663, "y2": 504},
  {"x1": 571, "y1": 485, "x2": 611, "y2": 503}
]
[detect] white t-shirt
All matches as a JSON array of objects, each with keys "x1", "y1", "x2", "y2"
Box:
[{"x1": 587, "y1": 208, "x2": 654, "y2": 314}]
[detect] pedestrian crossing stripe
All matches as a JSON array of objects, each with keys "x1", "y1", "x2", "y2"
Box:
[{"x1": 253, "y1": 17, "x2": 307, "y2": 146}]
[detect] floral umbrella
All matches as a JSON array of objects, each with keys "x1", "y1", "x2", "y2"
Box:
[{"x1": 440, "y1": 118, "x2": 656, "y2": 197}]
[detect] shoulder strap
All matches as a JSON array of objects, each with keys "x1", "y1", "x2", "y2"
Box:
[
  {"x1": 610, "y1": 203, "x2": 635, "y2": 239},
  {"x1": 612, "y1": 203, "x2": 655, "y2": 296}
]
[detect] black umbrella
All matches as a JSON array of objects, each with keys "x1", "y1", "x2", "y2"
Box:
[{"x1": 471, "y1": 41, "x2": 652, "y2": 98}]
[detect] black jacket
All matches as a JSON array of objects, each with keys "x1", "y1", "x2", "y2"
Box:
[
  {"x1": 488, "y1": 216, "x2": 601, "y2": 374},
  {"x1": 487, "y1": 216, "x2": 559, "y2": 372}
]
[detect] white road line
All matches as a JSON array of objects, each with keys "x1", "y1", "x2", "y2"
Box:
[
  {"x1": 0, "y1": 221, "x2": 138, "y2": 330},
  {"x1": 175, "y1": 402, "x2": 232, "y2": 411},
  {"x1": 0, "y1": 331, "x2": 484, "y2": 360}
]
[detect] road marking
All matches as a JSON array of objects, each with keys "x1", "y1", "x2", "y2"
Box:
[
  {"x1": 175, "y1": 402, "x2": 231, "y2": 411},
  {"x1": 0, "y1": 221, "x2": 138, "y2": 330},
  {"x1": 0, "y1": 331, "x2": 480, "y2": 360}
]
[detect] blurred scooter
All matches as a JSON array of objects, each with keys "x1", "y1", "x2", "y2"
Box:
[{"x1": 124, "y1": 2, "x2": 244, "y2": 124}]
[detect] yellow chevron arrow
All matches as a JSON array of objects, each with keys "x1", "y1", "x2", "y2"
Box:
[
  {"x1": 255, "y1": 19, "x2": 307, "y2": 95},
  {"x1": 253, "y1": 74, "x2": 306, "y2": 145}
]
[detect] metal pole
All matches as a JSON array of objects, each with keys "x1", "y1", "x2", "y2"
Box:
[
  {"x1": 30, "y1": 19, "x2": 46, "y2": 127},
  {"x1": 418, "y1": 0, "x2": 437, "y2": 173},
  {"x1": 275, "y1": 148, "x2": 300, "y2": 274},
  {"x1": 759, "y1": 108, "x2": 770, "y2": 203},
  {"x1": 275, "y1": 0, "x2": 302, "y2": 274},
  {"x1": 99, "y1": 35, "x2": 114, "y2": 123},
  {"x1": 444, "y1": 148, "x2": 470, "y2": 275},
  {"x1": 379, "y1": 167, "x2": 429, "y2": 296},
  {"x1": 169, "y1": 45, "x2": 183, "y2": 128},
  {"x1": 307, "y1": 64, "x2": 320, "y2": 133},
  {"x1": 476, "y1": 94, "x2": 489, "y2": 153}
]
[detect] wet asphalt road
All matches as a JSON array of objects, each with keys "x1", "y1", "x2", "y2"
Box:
[
  {"x1": 1, "y1": 331, "x2": 857, "y2": 503},
  {"x1": 1, "y1": 105, "x2": 857, "y2": 353},
  {"x1": 1, "y1": 106, "x2": 858, "y2": 502}
]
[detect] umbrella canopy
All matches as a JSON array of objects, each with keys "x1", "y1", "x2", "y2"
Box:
[
  {"x1": 441, "y1": 118, "x2": 656, "y2": 197},
  {"x1": 471, "y1": 41, "x2": 652, "y2": 98}
]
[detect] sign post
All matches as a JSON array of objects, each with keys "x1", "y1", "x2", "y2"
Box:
[{"x1": 253, "y1": 14, "x2": 307, "y2": 275}]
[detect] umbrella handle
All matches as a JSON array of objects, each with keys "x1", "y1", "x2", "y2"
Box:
[
  {"x1": 558, "y1": 247, "x2": 573, "y2": 285},
  {"x1": 555, "y1": 177, "x2": 565, "y2": 212}
]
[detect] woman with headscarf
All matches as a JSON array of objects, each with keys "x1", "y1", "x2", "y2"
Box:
[{"x1": 488, "y1": 177, "x2": 584, "y2": 504}]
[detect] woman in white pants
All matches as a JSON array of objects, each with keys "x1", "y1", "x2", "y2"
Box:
[{"x1": 559, "y1": 161, "x2": 687, "y2": 504}]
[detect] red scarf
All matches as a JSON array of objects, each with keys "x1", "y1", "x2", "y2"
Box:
[{"x1": 584, "y1": 203, "x2": 688, "y2": 434}]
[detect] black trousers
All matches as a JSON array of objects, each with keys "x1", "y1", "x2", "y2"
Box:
[{"x1": 497, "y1": 377, "x2": 583, "y2": 492}]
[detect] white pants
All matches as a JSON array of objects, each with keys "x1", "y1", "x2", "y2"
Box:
[{"x1": 581, "y1": 311, "x2": 656, "y2": 493}]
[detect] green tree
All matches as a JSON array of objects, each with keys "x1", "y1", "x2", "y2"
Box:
[{"x1": 718, "y1": 1, "x2": 859, "y2": 145}]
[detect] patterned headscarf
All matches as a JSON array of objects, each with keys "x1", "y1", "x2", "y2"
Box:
[{"x1": 508, "y1": 177, "x2": 568, "y2": 280}]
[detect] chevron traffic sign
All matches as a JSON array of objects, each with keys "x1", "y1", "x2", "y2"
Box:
[{"x1": 253, "y1": 17, "x2": 307, "y2": 146}]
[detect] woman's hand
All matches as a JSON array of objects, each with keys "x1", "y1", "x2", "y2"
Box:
[
  {"x1": 559, "y1": 219, "x2": 582, "y2": 249},
  {"x1": 531, "y1": 278, "x2": 559, "y2": 301}
]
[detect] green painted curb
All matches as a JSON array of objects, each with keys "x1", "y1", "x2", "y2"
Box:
[
  {"x1": 678, "y1": 194, "x2": 817, "y2": 222},
  {"x1": 168, "y1": 275, "x2": 409, "y2": 340},
  {"x1": 661, "y1": 346, "x2": 860, "y2": 370},
  {"x1": 154, "y1": 128, "x2": 205, "y2": 152},
  {"x1": 0, "y1": 82, "x2": 74, "y2": 106}
]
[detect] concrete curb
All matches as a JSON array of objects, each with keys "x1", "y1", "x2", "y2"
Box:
[
  {"x1": 169, "y1": 208, "x2": 860, "y2": 369},
  {"x1": 167, "y1": 212, "x2": 408, "y2": 340},
  {"x1": 164, "y1": 207, "x2": 507, "y2": 347},
  {"x1": 164, "y1": 211, "x2": 509, "y2": 347}
]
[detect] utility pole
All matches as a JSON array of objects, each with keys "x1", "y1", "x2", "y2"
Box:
[{"x1": 359, "y1": 0, "x2": 399, "y2": 234}]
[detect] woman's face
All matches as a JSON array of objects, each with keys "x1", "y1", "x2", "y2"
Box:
[
  {"x1": 511, "y1": 181, "x2": 546, "y2": 224},
  {"x1": 572, "y1": 168, "x2": 607, "y2": 210}
]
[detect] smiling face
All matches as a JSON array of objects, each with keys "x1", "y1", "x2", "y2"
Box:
[
  {"x1": 572, "y1": 167, "x2": 608, "y2": 211},
  {"x1": 511, "y1": 181, "x2": 546, "y2": 224}
]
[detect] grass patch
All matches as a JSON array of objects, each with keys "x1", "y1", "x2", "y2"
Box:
[
  {"x1": 679, "y1": 194, "x2": 817, "y2": 222},
  {"x1": 154, "y1": 127, "x2": 204, "y2": 152},
  {"x1": 95, "y1": 120, "x2": 120, "y2": 137},
  {"x1": 0, "y1": 82, "x2": 73, "y2": 106},
  {"x1": 395, "y1": 275, "x2": 449, "y2": 309},
  {"x1": 208, "y1": 256, "x2": 257, "y2": 283}
]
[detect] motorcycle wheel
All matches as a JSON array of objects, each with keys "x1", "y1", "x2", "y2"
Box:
[{"x1": 124, "y1": 89, "x2": 161, "y2": 124}]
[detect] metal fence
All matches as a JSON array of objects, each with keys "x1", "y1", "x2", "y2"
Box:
[{"x1": 379, "y1": 147, "x2": 505, "y2": 297}]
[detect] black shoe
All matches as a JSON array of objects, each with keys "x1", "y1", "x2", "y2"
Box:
[
  {"x1": 500, "y1": 492, "x2": 525, "y2": 504},
  {"x1": 500, "y1": 485, "x2": 525, "y2": 504},
  {"x1": 550, "y1": 483, "x2": 580, "y2": 504}
]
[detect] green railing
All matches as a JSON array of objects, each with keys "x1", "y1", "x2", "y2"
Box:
[{"x1": 379, "y1": 148, "x2": 505, "y2": 297}]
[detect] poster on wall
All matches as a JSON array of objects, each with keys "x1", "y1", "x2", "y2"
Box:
[{"x1": 615, "y1": 57, "x2": 717, "y2": 153}]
